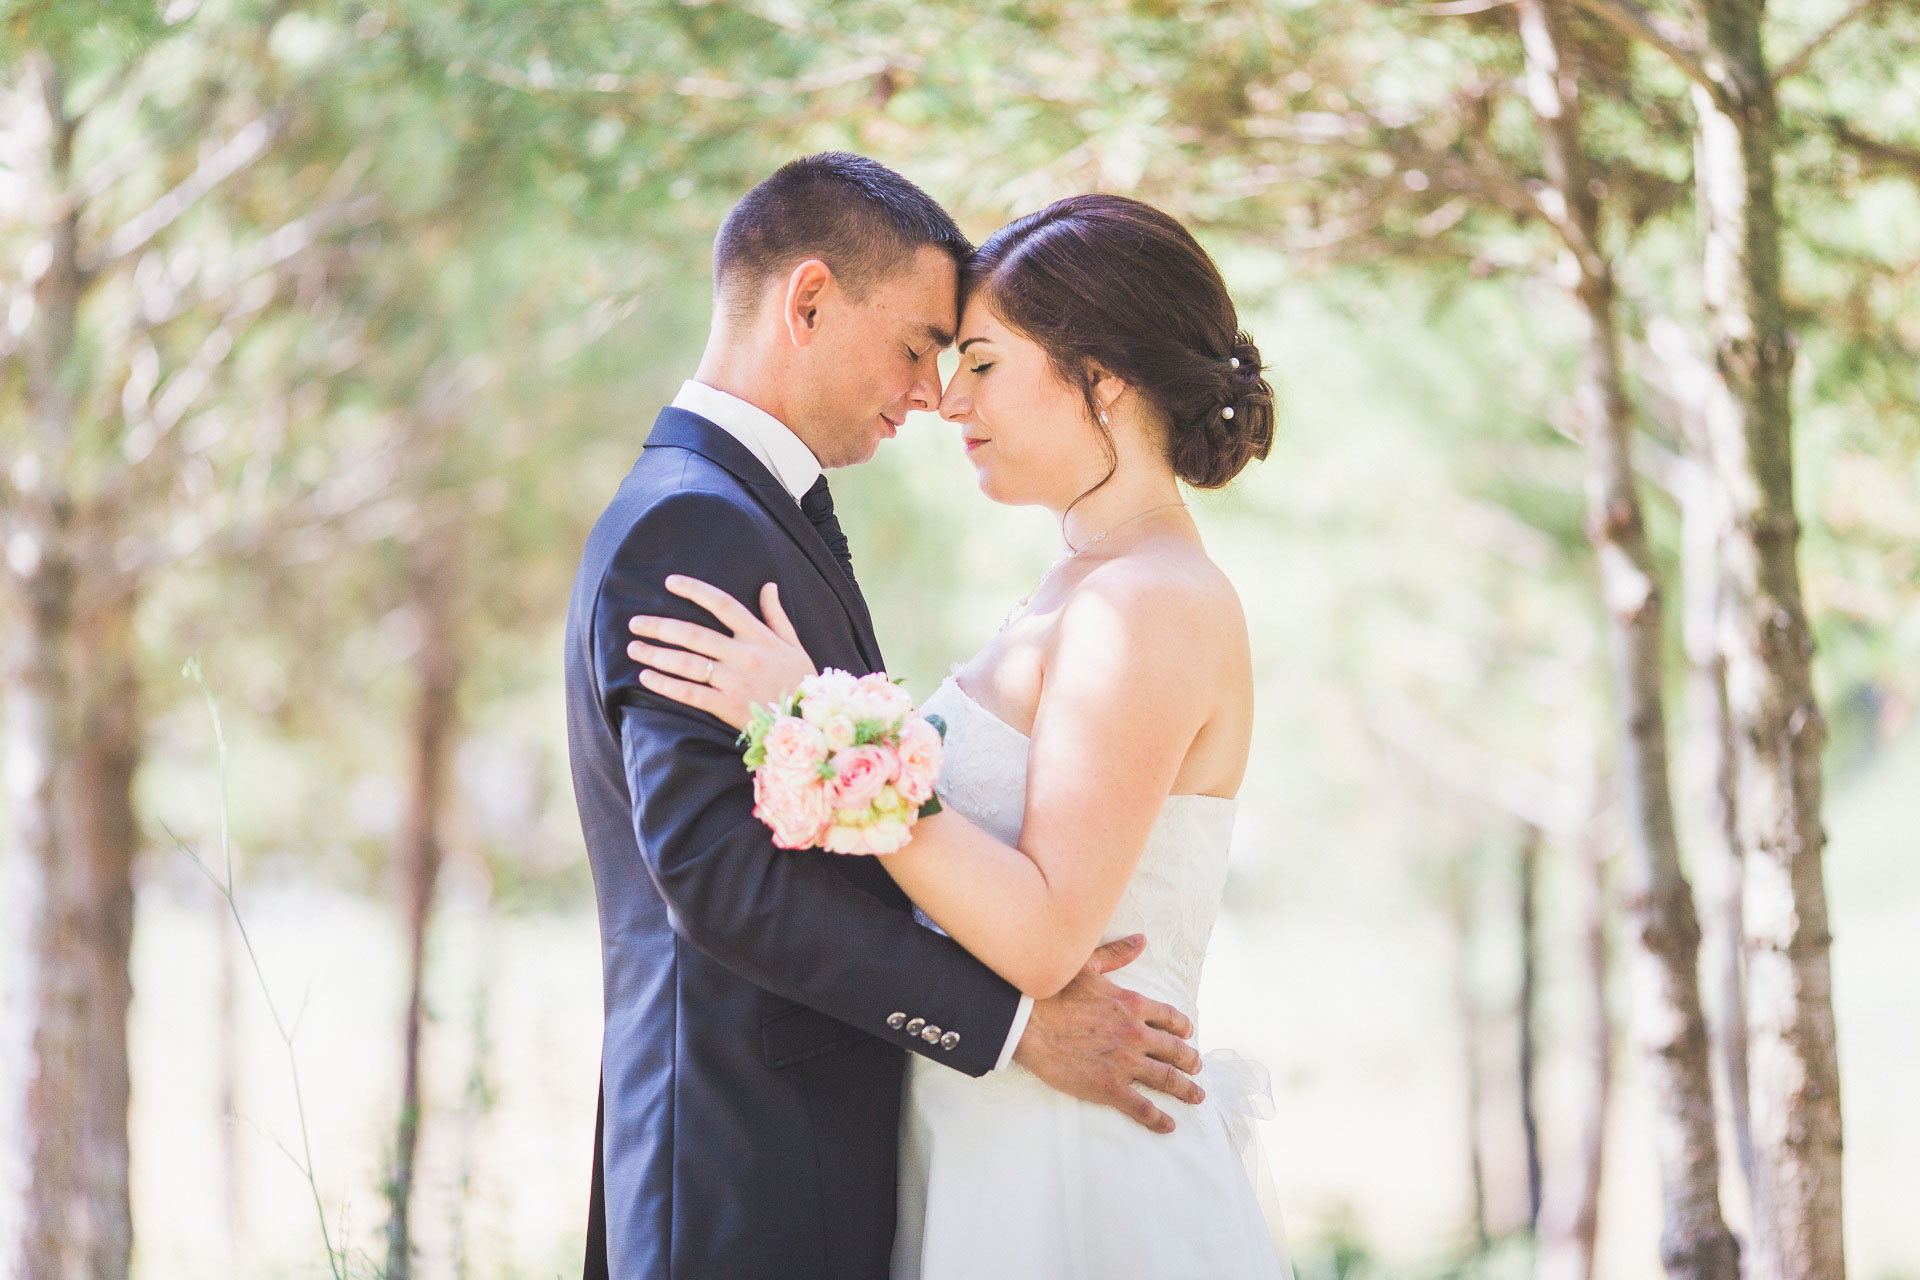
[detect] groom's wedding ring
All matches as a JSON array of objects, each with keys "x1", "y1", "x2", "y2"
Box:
[{"x1": 703, "y1": 658, "x2": 715, "y2": 684}]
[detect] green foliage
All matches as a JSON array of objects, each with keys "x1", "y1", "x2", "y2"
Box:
[{"x1": 5, "y1": 0, "x2": 1918, "y2": 1271}]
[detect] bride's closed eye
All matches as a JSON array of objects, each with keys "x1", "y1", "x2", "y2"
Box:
[{"x1": 968, "y1": 361, "x2": 994, "y2": 375}]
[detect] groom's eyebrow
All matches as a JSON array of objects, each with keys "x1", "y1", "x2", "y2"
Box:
[{"x1": 918, "y1": 321, "x2": 955, "y2": 348}]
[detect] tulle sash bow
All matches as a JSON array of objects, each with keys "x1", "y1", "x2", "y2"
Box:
[
  {"x1": 1200, "y1": 1048, "x2": 1295, "y2": 1280},
  {"x1": 1201, "y1": 1048, "x2": 1276, "y2": 1154}
]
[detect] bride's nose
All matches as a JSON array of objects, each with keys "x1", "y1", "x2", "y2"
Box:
[{"x1": 938, "y1": 385, "x2": 970, "y2": 421}]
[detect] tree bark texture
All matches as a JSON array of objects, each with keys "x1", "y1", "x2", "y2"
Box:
[
  {"x1": 1680, "y1": 437, "x2": 1757, "y2": 1209},
  {"x1": 1, "y1": 54, "x2": 143, "y2": 1280},
  {"x1": 2, "y1": 387, "x2": 142, "y2": 1280},
  {"x1": 1536, "y1": 787, "x2": 1613, "y2": 1280},
  {"x1": 1517, "y1": 7, "x2": 1739, "y2": 1280},
  {"x1": 385, "y1": 539, "x2": 463, "y2": 1280},
  {"x1": 1692, "y1": 4, "x2": 1846, "y2": 1277}
]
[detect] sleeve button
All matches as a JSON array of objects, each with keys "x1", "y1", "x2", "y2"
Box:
[
  {"x1": 939, "y1": 1031, "x2": 960, "y2": 1050},
  {"x1": 905, "y1": 1018, "x2": 926, "y2": 1036},
  {"x1": 920, "y1": 1024, "x2": 942, "y2": 1044},
  {"x1": 886, "y1": 1012, "x2": 907, "y2": 1030}
]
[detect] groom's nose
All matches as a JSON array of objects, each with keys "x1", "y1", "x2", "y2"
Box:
[{"x1": 907, "y1": 366, "x2": 945, "y2": 413}]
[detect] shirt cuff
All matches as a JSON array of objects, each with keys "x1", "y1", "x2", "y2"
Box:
[{"x1": 994, "y1": 994, "x2": 1035, "y2": 1072}]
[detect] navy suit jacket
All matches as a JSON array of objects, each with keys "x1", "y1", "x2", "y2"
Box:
[{"x1": 565, "y1": 408, "x2": 1024, "y2": 1280}]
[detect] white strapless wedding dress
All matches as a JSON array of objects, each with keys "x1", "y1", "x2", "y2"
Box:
[{"x1": 891, "y1": 675, "x2": 1293, "y2": 1280}]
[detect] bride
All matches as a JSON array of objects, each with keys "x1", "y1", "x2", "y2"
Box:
[{"x1": 625, "y1": 193, "x2": 1290, "y2": 1279}]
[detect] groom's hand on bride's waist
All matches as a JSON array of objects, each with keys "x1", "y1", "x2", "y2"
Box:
[{"x1": 1011, "y1": 934, "x2": 1204, "y2": 1135}]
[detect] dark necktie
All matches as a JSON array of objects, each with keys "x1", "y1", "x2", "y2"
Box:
[{"x1": 800, "y1": 475, "x2": 858, "y2": 589}]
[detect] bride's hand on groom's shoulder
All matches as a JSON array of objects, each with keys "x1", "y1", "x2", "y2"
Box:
[
  {"x1": 1014, "y1": 934, "x2": 1205, "y2": 1135},
  {"x1": 628, "y1": 576, "x2": 817, "y2": 732}
]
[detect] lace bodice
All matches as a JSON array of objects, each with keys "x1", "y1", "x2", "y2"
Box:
[{"x1": 917, "y1": 675, "x2": 1238, "y2": 1024}]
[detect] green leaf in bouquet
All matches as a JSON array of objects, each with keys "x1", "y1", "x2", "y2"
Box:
[{"x1": 740, "y1": 701, "x2": 779, "y2": 770}]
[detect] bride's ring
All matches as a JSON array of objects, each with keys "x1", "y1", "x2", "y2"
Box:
[{"x1": 703, "y1": 658, "x2": 715, "y2": 684}]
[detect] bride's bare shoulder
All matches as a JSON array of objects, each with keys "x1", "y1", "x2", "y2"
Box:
[{"x1": 1059, "y1": 540, "x2": 1248, "y2": 657}]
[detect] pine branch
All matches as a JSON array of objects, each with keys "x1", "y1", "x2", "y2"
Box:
[
  {"x1": 88, "y1": 111, "x2": 282, "y2": 275},
  {"x1": 1571, "y1": 0, "x2": 1735, "y2": 110},
  {"x1": 121, "y1": 191, "x2": 375, "y2": 338},
  {"x1": 1405, "y1": 0, "x2": 1522, "y2": 15},
  {"x1": 1824, "y1": 116, "x2": 1920, "y2": 184},
  {"x1": 1366, "y1": 688, "x2": 1585, "y2": 833},
  {"x1": 1775, "y1": 0, "x2": 1885, "y2": 82}
]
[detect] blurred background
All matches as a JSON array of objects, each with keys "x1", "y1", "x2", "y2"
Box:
[{"x1": 1, "y1": 1, "x2": 1915, "y2": 1278}]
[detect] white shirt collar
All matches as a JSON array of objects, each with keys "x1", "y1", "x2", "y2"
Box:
[{"x1": 670, "y1": 380, "x2": 822, "y2": 503}]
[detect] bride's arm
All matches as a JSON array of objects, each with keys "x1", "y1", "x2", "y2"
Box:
[
  {"x1": 879, "y1": 570, "x2": 1211, "y2": 998},
  {"x1": 625, "y1": 568, "x2": 1216, "y2": 998}
]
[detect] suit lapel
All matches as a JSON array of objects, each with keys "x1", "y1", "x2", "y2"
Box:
[{"x1": 644, "y1": 408, "x2": 885, "y2": 672}]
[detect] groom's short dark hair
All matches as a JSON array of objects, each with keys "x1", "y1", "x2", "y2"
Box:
[{"x1": 714, "y1": 152, "x2": 970, "y2": 319}]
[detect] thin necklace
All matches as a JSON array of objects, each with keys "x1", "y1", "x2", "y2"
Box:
[{"x1": 997, "y1": 499, "x2": 1189, "y2": 633}]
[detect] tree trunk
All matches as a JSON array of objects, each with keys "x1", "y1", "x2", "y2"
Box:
[
  {"x1": 385, "y1": 538, "x2": 463, "y2": 1280},
  {"x1": 2, "y1": 53, "x2": 140, "y2": 1280},
  {"x1": 1680, "y1": 438, "x2": 1757, "y2": 1209},
  {"x1": 1517, "y1": 824, "x2": 1543, "y2": 1230},
  {"x1": 1448, "y1": 865, "x2": 1492, "y2": 1254},
  {"x1": 68, "y1": 591, "x2": 141, "y2": 1280},
  {"x1": 1536, "y1": 783, "x2": 1613, "y2": 1280},
  {"x1": 1518, "y1": 7, "x2": 1739, "y2": 1279},
  {"x1": 1, "y1": 519, "x2": 86, "y2": 1280},
  {"x1": 1648, "y1": 316, "x2": 1759, "y2": 1215},
  {"x1": 1692, "y1": 5, "x2": 1846, "y2": 1277},
  {"x1": 1, "y1": 486, "x2": 141, "y2": 1280}
]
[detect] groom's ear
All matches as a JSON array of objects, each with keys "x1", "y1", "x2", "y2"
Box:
[{"x1": 780, "y1": 259, "x2": 835, "y2": 348}]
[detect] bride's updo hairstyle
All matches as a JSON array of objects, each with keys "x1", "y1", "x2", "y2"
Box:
[{"x1": 964, "y1": 194, "x2": 1274, "y2": 493}]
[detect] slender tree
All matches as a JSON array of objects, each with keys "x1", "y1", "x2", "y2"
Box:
[
  {"x1": 0, "y1": 14, "x2": 391, "y2": 1273},
  {"x1": 1516, "y1": 822, "x2": 1544, "y2": 1230},
  {"x1": 1537, "y1": 781, "x2": 1615, "y2": 1280},
  {"x1": 385, "y1": 532, "x2": 463, "y2": 1280},
  {"x1": 1570, "y1": 3, "x2": 1851, "y2": 1275},
  {"x1": 1517, "y1": 6, "x2": 1737, "y2": 1276},
  {"x1": 1642, "y1": 315, "x2": 1758, "y2": 1204}
]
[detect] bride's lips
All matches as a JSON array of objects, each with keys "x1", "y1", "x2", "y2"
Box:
[{"x1": 962, "y1": 436, "x2": 988, "y2": 454}]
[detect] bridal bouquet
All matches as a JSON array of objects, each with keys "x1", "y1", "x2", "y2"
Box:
[{"x1": 741, "y1": 669, "x2": 946, "y2": 855}]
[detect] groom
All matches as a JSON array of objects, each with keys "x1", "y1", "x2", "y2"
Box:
[{"x1": 565, "y1": 153, "x2": 1203, "y2": 1280}]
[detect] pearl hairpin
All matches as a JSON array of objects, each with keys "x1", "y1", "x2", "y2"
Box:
[{"x1": 1222, "y1": 406, "x2": 1235, "y2": 419}]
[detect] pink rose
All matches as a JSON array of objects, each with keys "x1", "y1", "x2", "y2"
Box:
[
  {"x1": 822, "y1": 812, "x2": 913, "y2": 856},
  {"x1": 850, "y1": 672, "x2": 915, "y2": 726},
  {"x1": 812, "y1": 713, "x2": 855, "y2": 751},
  {"x1": 892, "y1": 716, "x2": 944, "y2": 807},
  {"x1": 799, "y1": 669, "x2": 858, "y2": 724},
  {"x1": 762, "y1": 716, "x2": 829, "y2": 774},
  {"x1": 826, "y1": 744, "x2": 895, "y2": 812},
  {"x1": 866, "y1": 814, "x2": 912, "y2": 854},
  {"x1": 753, "y1": 765, "x2": 830, "y2": 849}
]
